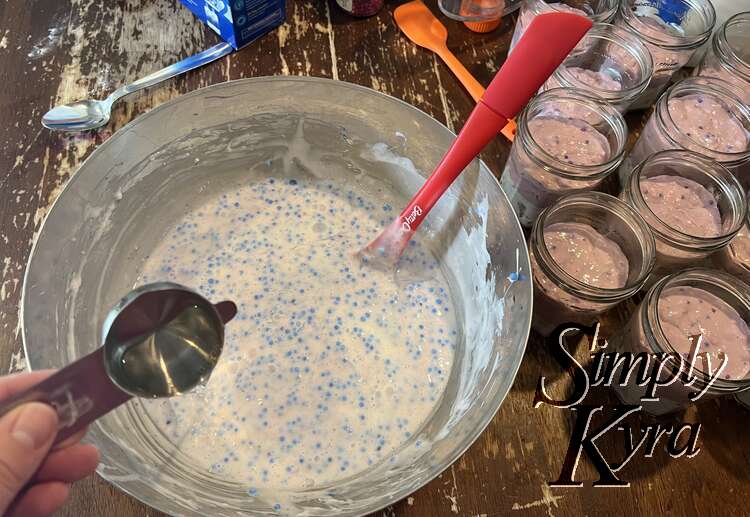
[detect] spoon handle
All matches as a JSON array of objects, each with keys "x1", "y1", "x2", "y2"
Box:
[
  {"x1": 0, "y1": 348, "x2": 131, "y2": 446},
  {"x1": 108, "y1": 42, "x2": 234, "y2": 104}
]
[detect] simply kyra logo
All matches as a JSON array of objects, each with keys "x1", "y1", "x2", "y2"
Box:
[{"x1": 533, "y1": 322, "x2": 722, "y2": 488}]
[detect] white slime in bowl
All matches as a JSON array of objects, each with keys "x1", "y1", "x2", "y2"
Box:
[{"x1": 137, "y1": 177, "x2": 457, "y2": 491}]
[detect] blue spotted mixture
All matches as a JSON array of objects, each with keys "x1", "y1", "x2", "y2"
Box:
[{"x1": 139, "y1": 177, "x2": 457, "y2": 489}]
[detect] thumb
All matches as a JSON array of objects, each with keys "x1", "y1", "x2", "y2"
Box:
[{"x1": 0, "y1": 403, "x2": 58, "y2": 514}]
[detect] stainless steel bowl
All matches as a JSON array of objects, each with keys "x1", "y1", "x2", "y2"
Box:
[{"x1": 22, "y1": 77, "x2": 531, "y2": 516}]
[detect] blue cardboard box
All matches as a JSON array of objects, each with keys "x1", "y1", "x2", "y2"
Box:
[{"x1": 180, "y1": 0, "x2": 285, "y2": 49}]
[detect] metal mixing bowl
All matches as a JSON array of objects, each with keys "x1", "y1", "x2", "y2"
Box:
[{"x1": 22, "y1": 77, "x2": 531, "y2": 516}]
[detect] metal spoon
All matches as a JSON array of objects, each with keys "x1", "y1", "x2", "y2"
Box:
[
  {"x1": 0, "y1": 282, "x2": 237, "y2": 445},
  {"x1": 42, "y1": 42, "x2": 233, "y2": 132}
]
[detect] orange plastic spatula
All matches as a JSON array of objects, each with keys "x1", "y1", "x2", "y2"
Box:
[{"x1": 394, "y1": 0, "x2": 517, "y2": 141}]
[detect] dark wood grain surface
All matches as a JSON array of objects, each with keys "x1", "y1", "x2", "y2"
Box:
[{"x1": 0, "y1": 1, "x2": 748, "y2": 515}]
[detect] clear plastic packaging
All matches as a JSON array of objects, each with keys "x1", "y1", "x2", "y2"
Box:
[{"x1": 439, "y1": 0, "x2": 523, "y2": 21}]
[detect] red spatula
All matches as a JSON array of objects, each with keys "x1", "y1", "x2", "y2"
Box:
[{"x1": 360, "y1": 12, "x2": 592, "y2": 266}]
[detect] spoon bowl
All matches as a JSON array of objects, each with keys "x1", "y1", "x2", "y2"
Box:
[
  {"x1": 41, "y1": 42, "x2": 233, "y2": 132},
  {"x1": 42, "y1": 99, "x2": 112, "y2": 131}
]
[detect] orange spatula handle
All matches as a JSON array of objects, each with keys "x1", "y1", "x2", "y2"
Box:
[
  {"x1": 437, "y1": 49, "x2": 517, "y2": 141},
  {"x1": 437, "y1": 49, "x2": 484, "y2": 102}
]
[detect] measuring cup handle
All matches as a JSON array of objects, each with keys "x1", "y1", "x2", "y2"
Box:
[
  {"x1": 215, "y1": 301, "x2": 237, "y2": 325},
  {"x1": 0, "y1": 348, "x2": 131, "y2": 446}
]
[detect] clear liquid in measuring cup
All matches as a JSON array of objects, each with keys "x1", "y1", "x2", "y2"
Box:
[{"x1": 108, "y1": 304, "x2": 223, "y2": 398}]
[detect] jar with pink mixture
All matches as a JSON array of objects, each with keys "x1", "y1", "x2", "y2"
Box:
[
  {"x1": 620, "y1": 77, "x2": 750, "y2": 189},
  {"x1": 621, "y1": 150, "x2": 747, "y2": 287},
  {"x1": 696, "y1": 12, "x2": 750, "y2": 105},
  {"x1": 615, "y1": 0, "x2": 716, "y2": 109},
  {"x1": 541, "y1": 23, "x2": 653, "y2": 113},
  {"x1": 529, "y1": 192, "x2": 655, "y2": 336},
  {"x1": 610, "y1": 269, "x2": 750, "y2": 416},
  {"x1": 509, "y1": 0, "x2": 618, "y2": 52},
  {"x1": 500, "y1": 88, "x2": 627, "y2": 227}
]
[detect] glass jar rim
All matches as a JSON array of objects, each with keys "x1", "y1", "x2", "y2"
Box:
[
  {"x1": 518, "y1": 88, "x2": 628, "y2": 179},
  {"x1": 713, "y1": 12, "x2": 750, "y2": 83},
  {"x1": 642, "y1": 268, "x2": 750, "y2": 392},
  {"x1": 526, "y1": 0, "x2": 619, "y2": 22},
  {"x1": 617, "y1": 0, "x2": 716, "y2": 50},
  {"x1": 626, "y1": 150, "x2": 747, "y2": 250},
  {"x1": 555, "y1": 23, "x2": 654, "y2": 100},
  {"x1": 531, "y1": 192, "x2": 656, "y2": 303},
  {"x1": 655, "y1": 77, "x2": 750, "y2": 164}
]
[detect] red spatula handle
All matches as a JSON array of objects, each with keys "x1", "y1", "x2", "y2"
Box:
[
  {"x1": 396, "y1": 103, "x2": 507, "y2": 236},
  {"x1": 393, "y1": 12, "x2": 592, "y2": 242}
]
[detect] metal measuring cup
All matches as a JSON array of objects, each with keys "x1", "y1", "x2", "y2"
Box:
[{"x1": 0, "y1": 282, "x2": 237, "y2": 445}]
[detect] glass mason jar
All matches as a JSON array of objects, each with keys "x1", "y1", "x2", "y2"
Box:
[
  {"x1": 615, "y1": 0, "x2": 716, "y2": 109},
  {"x1": 529, "y1": 192, "x2": 656, "y2": 336},
  {"x1": 500, "y1": 88, "x2": 627, "y2": 227},
  {"x1": 610, "y1": 268, "x2": 750, "y2": 416},
  {"x1": 620, "y1": 77, "x2": 750, "y2": 188},
  {"x1": 510, "y1": 0, "x2": 619, "y2": 52},
  {"x1": 714, "y1": 202, "x2": 750, "y2": 285},
  {"x1": 541, "y1": 23, "x2": 653, "y2": 113},
  {"x1": 696, "y1": 12, "x2": 750, "y2": 106},
  {"x1": 621, "y1": 150, "x2": 747, "y2": 287}
]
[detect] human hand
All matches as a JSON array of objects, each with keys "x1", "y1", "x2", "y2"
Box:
[{"x1": 0, "y1": 370, "x2": 100, "y2": 517}]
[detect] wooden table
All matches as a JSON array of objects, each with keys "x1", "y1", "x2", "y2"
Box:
[{"x1": 1, "y1": 1, "x2": 748, "y2": 515}]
